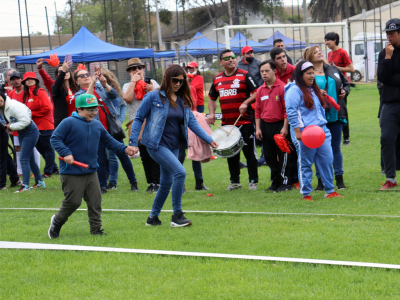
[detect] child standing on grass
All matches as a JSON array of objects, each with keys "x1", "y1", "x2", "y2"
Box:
[{"x1": 48, "y1": 94, "x2": 136, "y2": 238}]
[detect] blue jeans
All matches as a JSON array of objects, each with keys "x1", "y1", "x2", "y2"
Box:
[
  {"x1": 18, "y1": 122, "x2": 42, "y2": 187},
  {"x1": 36, "y1": 129, "x2": 56, "y2": 175},
  {"x1": 106, "y1": 147, "x2": 119, "y2": 185},
  {"x1": 147, "y1": 146, "x2": 186, "y2": 217},
  {"x1": 316, "y1": 121, "x2": 344, "y2": 178},
  {"x1": 178, "y1": 143, "x2": 203, "y2": 179}
]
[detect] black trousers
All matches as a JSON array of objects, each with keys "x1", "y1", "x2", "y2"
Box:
[
  {"x1": 35, "y1": 129, "x2": 57, "y2": 175},
  {"x1": 0, "y1": 131, "x2": 19, "y2": 188},
  {"x1": 260, "y1": 120, "x2": 290, "y2": 187},
  {"x1": 227, "y1": 123, "x2": 258, "y2": 183},
  {"x1": 380, "y1": 102, "x2": 400, "y2": 179},
  {"x1": 342, "y1": 95, "x2": 350, "y2": 140},
  {"x1": 140, "y1": 145, "x2": 160, "y2": 185}
]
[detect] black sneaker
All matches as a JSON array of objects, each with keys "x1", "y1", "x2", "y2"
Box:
[
  {"x1": 107, "y1": 183, "x2": 117, "y2": 190},
  {"x1": 52, "y1": 169, "x2": 59, "y2": 175},
  {"x1": 48, "y1": 215, "x2": 62, "y2": 239},
  {"x1": 145, "y1": 184, "x2": 154, "y2": 192},
  {"x1": 130, "y1": 182, "x2": 139, "y2": 192},
  {"x1": 100, "y1": 187, "x2": 108, "y2": 194},
  {"x1": 152, "y1": 184, "x2": 159, "y2": 193},
  {"x1": 10, "y1": 179, "x2": 22, "y2": 188},
  {"x1": 171, "y1": 211, "x2": 192, "y2": 227},
  {"x1": 90, "y1": 228, "x2": 107, "y2": 236},
  {"x1": 195, "y1": 179, "x2": 211, "y2": 190},
  {"x1": 335, "y1": 175, "x2": 347, "y2": 190},
  {"x1": 146, "y1": 216, "x2": 162, "y2": 226},
  {"x1": 264, "y1": 185, "x2": 278, "y2": 192},
  {"x1": 315, "y1": 178, "x2": 324, "y2": 191},
  {"x1": 343, "y1": 139, "x2": 350, "y2": 146},
  {"x1": 274, "y1": 184, "x2": 292, "y2": 193},
  {"x1": 42, "y1": 173, "x2": 51, "y2": 178}
]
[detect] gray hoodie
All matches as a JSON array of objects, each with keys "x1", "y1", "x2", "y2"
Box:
[{"x1": 238, "y1": 58, "x2": 263, "y2": 86}]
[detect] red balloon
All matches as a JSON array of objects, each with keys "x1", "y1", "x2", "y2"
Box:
[{"x1": 302, "y1": 125, "x2": 325, "y2": 148}]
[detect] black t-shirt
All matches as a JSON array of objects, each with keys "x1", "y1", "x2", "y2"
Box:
[{"x1": 159, "y1": 97, "x2": 186, "y2": 150}]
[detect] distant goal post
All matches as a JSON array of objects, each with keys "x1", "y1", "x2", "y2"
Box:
[{"x1": 214, "y1": 22, "x2": 349, "y2": 54}]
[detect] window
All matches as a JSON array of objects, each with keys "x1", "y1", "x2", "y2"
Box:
[{"x1": 355, "y1": 44, "x2": 364, "y2": 55}]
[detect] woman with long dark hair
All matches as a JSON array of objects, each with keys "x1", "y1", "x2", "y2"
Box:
[
  {"x1": 21, "y1": 72, "x2": 55, "y2": 180},
  {"x1": 51, "y1": 57, "x2": 80, "y2": 127},
  {"x1": 129, "y1": 64, "x2": 218, "y2": 227},
  {"x1": 285, "y1": 61, "x2": 343, "y2": 201},
  {"x1": 304, "y1": 46, "x2": 350, "y2": 190}
]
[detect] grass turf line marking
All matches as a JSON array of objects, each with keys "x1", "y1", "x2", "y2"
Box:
[
  {"x1": 2, "y1": 207, "x2": 400, "y2": 218},
  {"x1": 1, "y1": 241, "x2": 400, "y2": 270}
]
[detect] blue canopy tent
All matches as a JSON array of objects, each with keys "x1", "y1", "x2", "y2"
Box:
[
  {"x1": 179, "y1": 32, "x2": 225, "y2": 56},
  {"x1": 15, "y1": 26, "x2": 154, "y2": 64},
  {"x1": 154, "y1": 50, "x2": 204, "y2": 61},
  {"x1": 228, "y1": 32, "x2": 272, "y2": 53},
  {"x1": 260, "y1": 30, "x2": 319, "y2": 51}
]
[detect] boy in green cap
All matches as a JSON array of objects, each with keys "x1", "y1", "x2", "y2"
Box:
[{"x1": 48, "y1": 94, "x2": 136, "y2": 238}]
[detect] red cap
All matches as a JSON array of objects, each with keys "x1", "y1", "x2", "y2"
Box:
[
  {"x1": 241, "y1": 46, "x2": 253, "y2": 55},
  {"x1": 21, "y1": 72, "x2": 39, "y2": 85},
  {"x1": 186, "y1": 61, "x2": 199, "y2": 68}
]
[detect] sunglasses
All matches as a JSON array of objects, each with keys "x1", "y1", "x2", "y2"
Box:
[
  {"x1": 77, "y1": 73, "x2": 90, "y2": 78},
  {"x1": 85, "y1": 107, "x2": 99, "y2": 112},
  {"x1": 222, "y1": 55, "x2": 236, "y2": 61},
  {"x1": 245, "y1": 51, "x2": 254, "y2": 54},
  {"x1": 129, "y1": 66, "x2": 143, "y2": 72},
  {"x1": 171, "y1": 78, "x2": 185, "y2": 85}
]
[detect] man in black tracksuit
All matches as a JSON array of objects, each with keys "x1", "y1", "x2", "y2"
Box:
[{"x1": 378, "y1": 18, "x2": 400, "y2": 190}]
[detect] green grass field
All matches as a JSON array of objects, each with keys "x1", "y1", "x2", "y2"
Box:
[{"x1": 2, "y1": 83, "x2": 400, "y2": 299}]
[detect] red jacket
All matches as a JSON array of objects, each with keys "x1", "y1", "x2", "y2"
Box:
[
  {"x1": 189, "y1": 75, "x2": 204, "y2": 106},
  {"x1": 275, "y1": 63, "x2": 295, "y2": 85},
  {"x1": 24, "y1": 86, "x2": 54, "y2": 130},
  {"x1": 255, "y1": 79, "x2": 286, "y2": 122},
  {"x1": 38, "y1": 68, "x2": 55, "y2": 103}
]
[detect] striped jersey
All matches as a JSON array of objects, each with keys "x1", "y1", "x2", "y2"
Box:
[{"x1": 209, "y1": 68, "x2": 258, "y2": 126}]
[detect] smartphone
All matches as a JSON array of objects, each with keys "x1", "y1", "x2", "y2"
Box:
[
  {"x1": 95, "y1": 67, "x2": 102, "y2": 77},
  {"x1": 144, "y1": 77, "x2": 151, "y2": 84},
  {"x1": 66, "y1": 54, "x2": 72, "y2": 63}
]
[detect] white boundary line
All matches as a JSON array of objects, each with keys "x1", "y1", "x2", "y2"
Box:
[
  {"x1": 1, "y1": 241, "x2": 399, "y2": 269},
  {"x1": 1, "y1": 207, "x2": 400, "y2": 218}
]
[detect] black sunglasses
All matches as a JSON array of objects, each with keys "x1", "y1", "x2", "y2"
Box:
[
  {"x1": 171, "y1": 78, "x2": 185, "y2": 85},
  {"x1": 222, "y1": 55, "x2": 236, "y2": 61},
  {"x1": 129, "y1": 66, "x2": 143, "y2": 72},
  {"x1": 77, "y1": 73, "x2": 90, "y2": 78}
]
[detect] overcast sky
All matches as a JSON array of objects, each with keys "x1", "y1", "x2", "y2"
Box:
[{"x1": 0, "y1": 0, "x2": 310, "y2": 37}]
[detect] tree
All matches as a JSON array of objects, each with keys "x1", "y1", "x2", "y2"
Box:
[
  {"x1": 54, "y1": 0, "x2": 148, "y2": 47},
  {"x1": 309, "y1": 0, "x2": 394, "y2": 22}
]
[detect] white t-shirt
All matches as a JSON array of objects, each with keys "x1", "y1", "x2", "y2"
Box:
[{"x1": 122, "y1": 79, "x2": 159, "y2": 121}]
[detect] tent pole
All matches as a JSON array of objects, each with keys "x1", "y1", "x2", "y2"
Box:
[
  {"x1": 17, "y1": 0, "x2": 24, "y2": 57},
  {"x1": 69, "y1": 0, "x2": 74, "y2": 36},
  {"x1": 45, "y1": 7, "x2": 52, "y2": 50},
  {"x1": 128, "y1": 0, "x2": 134, "y2": 47}
]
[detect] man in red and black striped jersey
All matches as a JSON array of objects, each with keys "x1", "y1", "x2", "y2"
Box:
[{"x1": 208, "y1": 49, "x2": 259, "y2": 191}]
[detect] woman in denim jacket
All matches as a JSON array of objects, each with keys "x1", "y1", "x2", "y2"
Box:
[
  {"x1": 74, "y1": 68, "x2": 138, "y2": 193},
  {"x1": 129, "y1": 65, "x2": 218, "y2": 227}
]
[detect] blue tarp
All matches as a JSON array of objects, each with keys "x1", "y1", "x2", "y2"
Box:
[
  {"x1": 260, "y1": 30, "x2": 319, "y2": 51},
  {"x1": 15, "y1": 26, "x2": 154, "y2": 64},
  {"x1": 179, "y1": 32, "x2": 225, "y2": 55},
  {"x1": 229, "y1": 32, "x2": 272, "y2": 53}
]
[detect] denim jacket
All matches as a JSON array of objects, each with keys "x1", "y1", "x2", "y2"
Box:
[
  {"x1": 129, "y1": 89, "x2": 213, "y2": 149},
  {"x1": 114, "y1": 95, "x2": 127, "y2": 124},
  {"x1": 75, "y1": 81, "x2": 120, "y2": 120}
]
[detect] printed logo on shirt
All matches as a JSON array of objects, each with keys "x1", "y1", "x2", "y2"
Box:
[
  {"x1": 334, "y1": 73, "x2": 340, "y2": 79},
  {"x1": 219, "y1": 88, "x2": 237, "y2": 97},
  {"x1": 28, "y1": 99, "x2": 34, "y2": 102},
  {"x1": 215, "y1": 76, "x2": 222, "y2": 79},
  {"x1": 261, "y1": 95, "x2": 269, "y2": 101},
  {"x1": 236, "y1": 73, "x2": 244, "y2": 77},
  {"x1": 276, "y1": 95, "x2": 279, "y2": 101},
  {"x1": 248, "y1": 76, "x2": 256, "y2": 87},
  {"x1": 218, "y1": 82, "x2": 222, "y2": 86},
  {"x1": 231, "y1": 78, "x2": 241, "y2": 88}
]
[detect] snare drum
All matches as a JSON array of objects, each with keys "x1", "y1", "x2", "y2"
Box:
[{"x1": 211, "y1": 125, "x2": 244, "y2": 158}]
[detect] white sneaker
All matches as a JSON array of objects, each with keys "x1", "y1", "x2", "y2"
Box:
[
  {"x1": 248, "y1": 182, "x2": 257, "y2": 190},
  {"x1": 226, "y1": 183, "x2": 242, "y2": 190}
]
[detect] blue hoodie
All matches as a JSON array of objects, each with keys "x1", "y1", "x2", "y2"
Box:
[
  {"x1": 51, "y1": 112, "x2": 127, "y2": 175},
  {"x1": 284, "y1": 81, "x2": 327, "y2": 130}
]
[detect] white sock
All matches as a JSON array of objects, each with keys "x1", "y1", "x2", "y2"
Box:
[
  {"x1": 16, "y1": 151, "x2": 22, "y2": 175},
  {"x1": 387, "y1": 178, "x2": 396, "y2": 183}
]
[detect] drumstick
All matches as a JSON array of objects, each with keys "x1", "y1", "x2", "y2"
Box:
[
  {"x1": 228, "y1": 114, "x2": 242, "y2": 135},
  {"x1": 59, "y1": 157, "x2": 89, "y2": 169},
  {"x1": 215, "y1": 123, "x2": 230, "y2": 134}
]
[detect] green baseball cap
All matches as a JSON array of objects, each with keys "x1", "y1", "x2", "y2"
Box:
[{"x1": 75, "y1": 94, "x2": 103, "y2": 108}]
